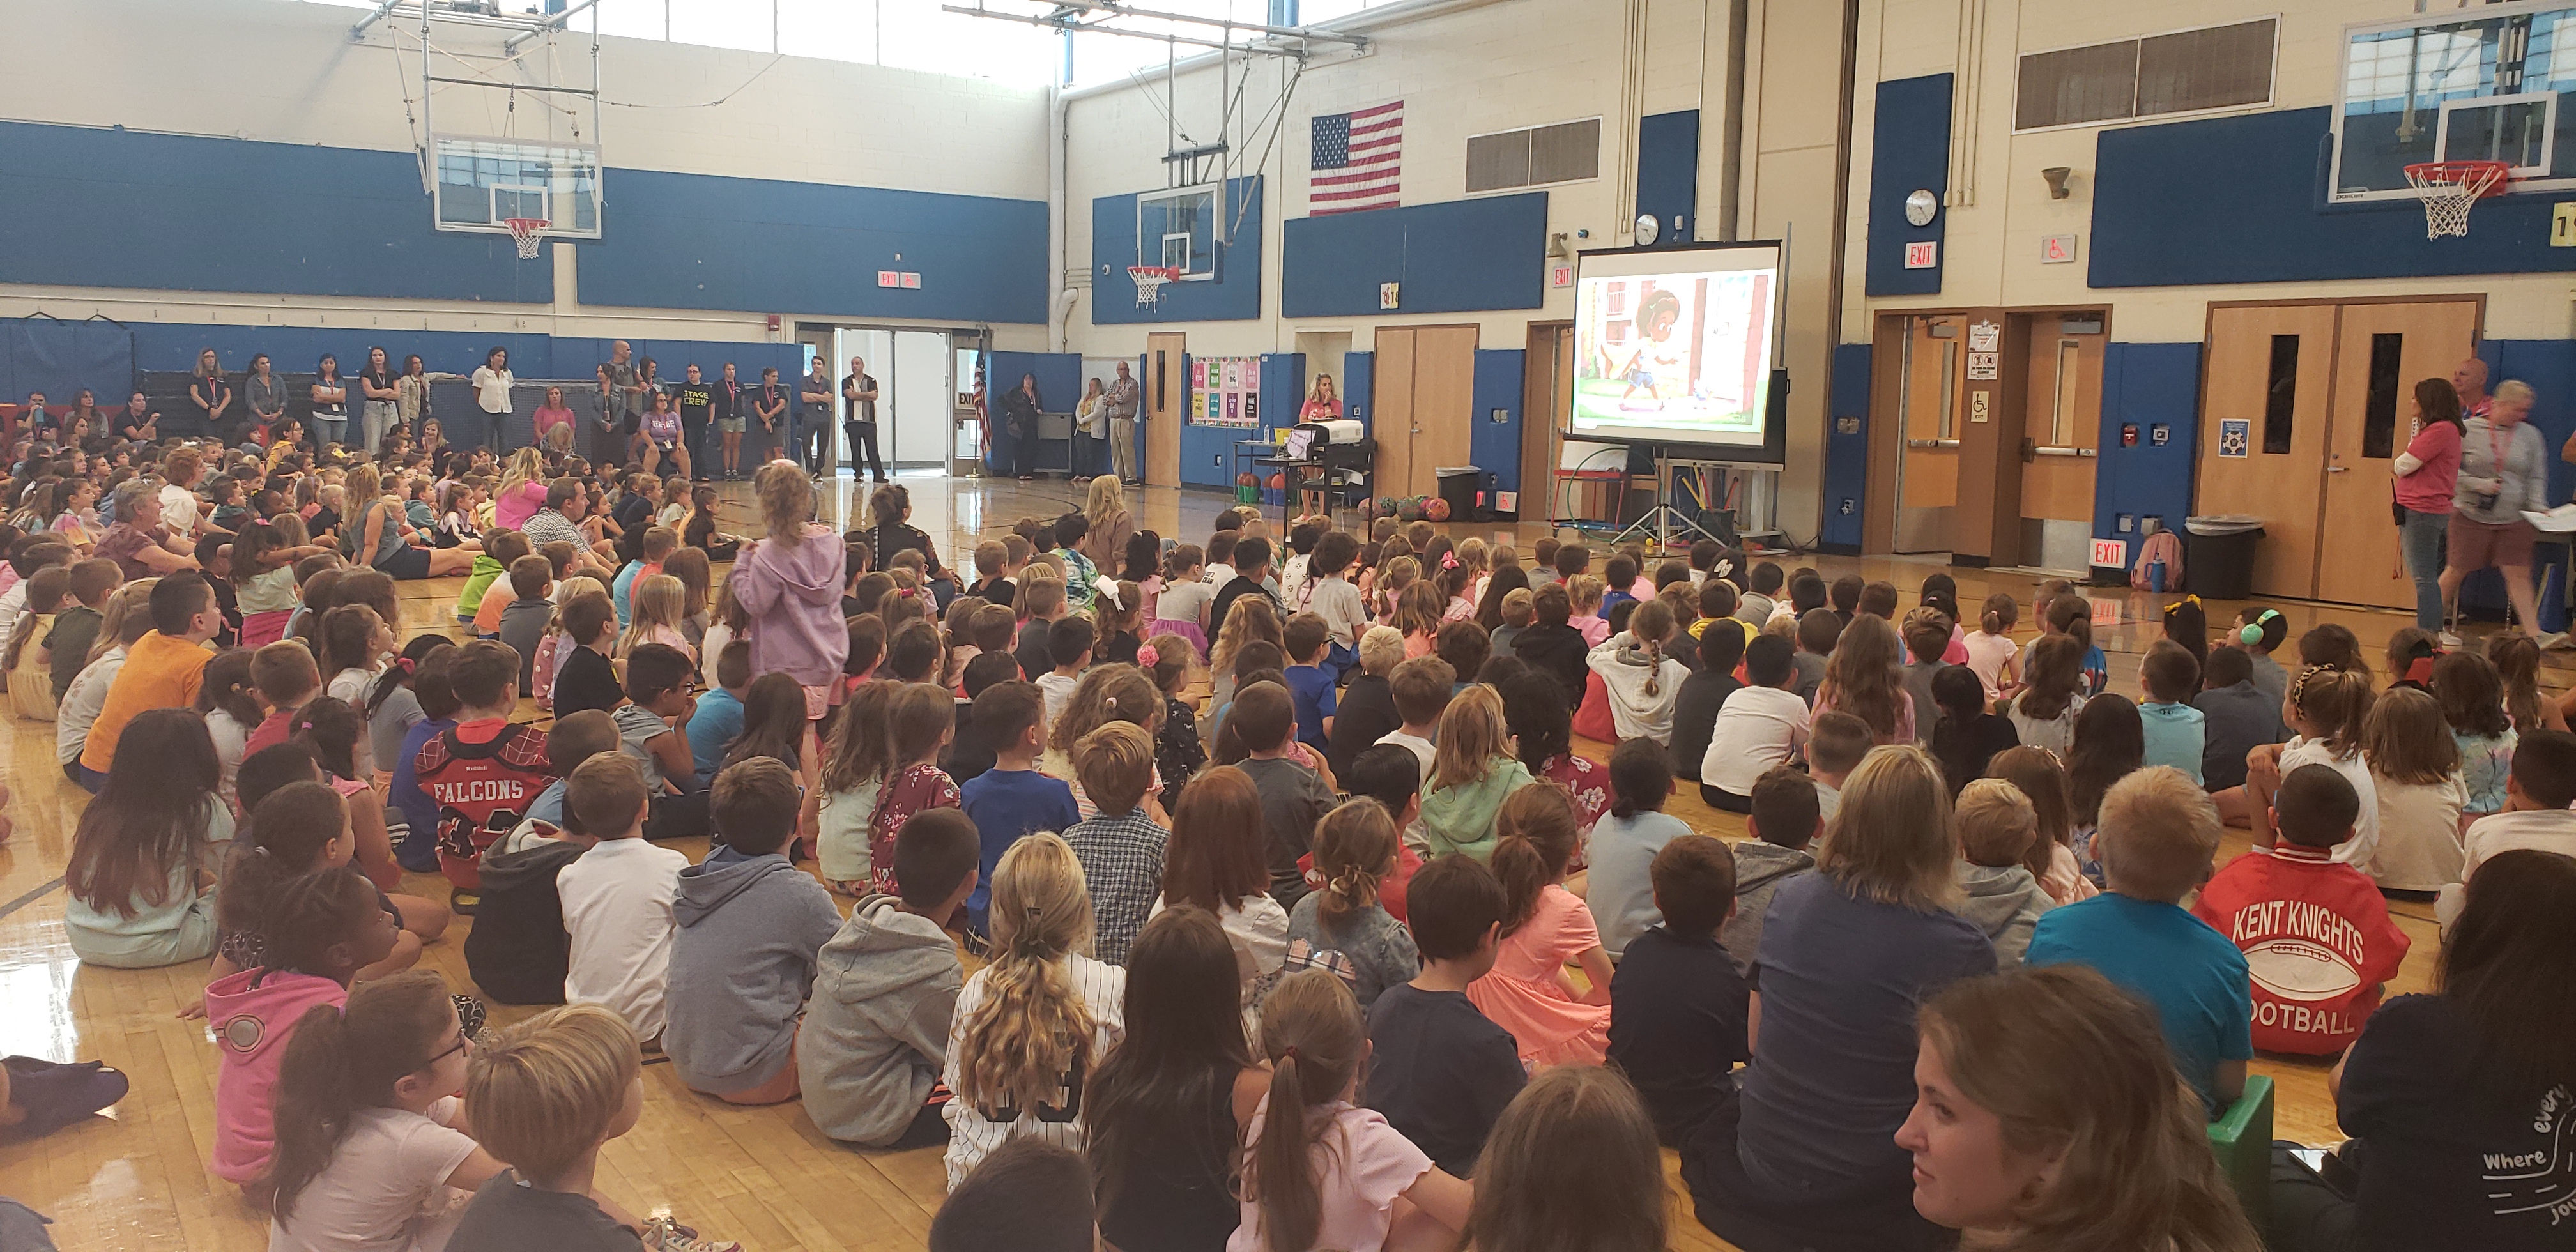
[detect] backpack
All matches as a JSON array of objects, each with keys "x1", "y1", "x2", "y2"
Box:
[
  {"x1": 413, "y1": 722, "x2": 555, "y2": 890},
  {"x1": 2129, "y1": 530, "x2": 2185, "y2": 592}
]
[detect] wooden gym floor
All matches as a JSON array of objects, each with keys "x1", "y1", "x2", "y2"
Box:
[{"x1": 0, "y1": 471, "x2": 2557, "y2": 1250}]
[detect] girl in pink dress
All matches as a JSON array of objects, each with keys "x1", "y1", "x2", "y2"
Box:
[
  {"x1": 1466, "y1": 783, "x2": 1613, "y2": 1067},
  {"x1": 865, "y1": 683, "x2": 961, "y2": 896}
]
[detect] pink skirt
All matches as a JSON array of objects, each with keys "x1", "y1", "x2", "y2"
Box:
[
  {"x1": 1146, "y1": 618, "x2": 1208, "y2": 660},
  {"x1": 241, "y1": 609, "x2": 292, "y2": 649}
]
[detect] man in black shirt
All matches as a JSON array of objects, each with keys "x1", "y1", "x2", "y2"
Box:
[
  {"x1": 674, "y1": 365, "x2": 715, "y2": 482},
  {"x1": 842, "y1": 357, "x2": 884, "y2": 483},
  {"x1": 799, "y1": 359, "x2": 836, "y2": 475},
  {"x1": 1207, "y1": 536, "x2": 1278, "y2": 643}
]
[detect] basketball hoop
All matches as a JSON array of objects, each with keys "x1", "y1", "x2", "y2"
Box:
[
  {"x1": 1129, "y1": 265, "x2": 1181, "y2": 307},
  {"x1": 503, "y1": 217, "x2": 551, "y2": 260},
  {"x1": 2403, "y1": 161, "x2": 2511, "y2": 240}
]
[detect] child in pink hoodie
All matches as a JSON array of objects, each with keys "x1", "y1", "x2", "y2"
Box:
[
  {"x1": 205, "y1": 864, "x2": 401, "y2": 1191},
  {"x1": 728, "y1": 465, "x2": 850, "y2": 721}
]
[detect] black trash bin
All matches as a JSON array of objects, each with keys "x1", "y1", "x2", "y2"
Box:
[
  {"x1": 1436, "y1": 466, "x2": 1482, "y2": 523},
  {"x1": 2184, "y1": 516, "x2": 2265, "y2": 600}
]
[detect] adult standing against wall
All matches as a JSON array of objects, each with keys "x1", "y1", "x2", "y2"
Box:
[
  {"x1": 1001, "y1": 372, "x2": 1043, "y2": 483},
  {"x1": 732, "y1": 462, "x2": 849, "y2": 723},
  {"x1": 188, "y1": 349, "x2": 233, "y2": 441},
  {"x1": 676, "y1": 363, "x2": 716, "y2": 483},
  {"x1": 357, "y1": 346, "x2": 400, "y2": 454},
  {"x1": 471, "y1": 347, "x2": 515, "y2": 452},
  {"x1": 2392, "y1": 378, "x2": 2465, "y2": 636},
  {"x1": 755, "y1": 366, "x2": 788, "y2": 470},
  {"x1": 397, "y1": 354, "x2": 448, "y2": 443},
  {"x1": 599, "y1": 340, "x2": 644, "y2": 466},
  {"x1": 799, "y1": 356, "x2": 836, "y2": 476},
  {"x1": 713, "y1": 361, "x2": 746, "y2": 480},
  {"x1": 842, "y1": 356, "x2": 885, "y2": 483},
  {"x1": 2437, "y1": 379, "x2": 2560, "y2": 648},
  {"x1": 1073, "y1": 377, "x2": 1106, "y2": 485},
  {"x1": 1104, "y1": 359, "x2": 1141, "y2": 485},
  {"x1": 244, "y1": 354, "x2": 286, "y2": 447},
  {"x1": 309, "y1": 356, "x2": 348, "y2": 448}
]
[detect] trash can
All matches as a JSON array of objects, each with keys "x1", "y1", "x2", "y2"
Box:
[
  {"x1": 1436, "y1": 466, "x2": 1482, "y2": 523},
  {"x1": 2184, "y1": 515, "x2": 2266, "y2": 600}
]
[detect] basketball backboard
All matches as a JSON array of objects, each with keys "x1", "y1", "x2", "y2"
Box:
[
  {"x1": 2333, "y1": 3, "x2": 2576, "y2": 201},
  {"x1": 432, "y1": 135, "x2": 602, "y2": 238},
  {"x1": 1136, "y1": 181, "x2": 1224, "y2": 281}
]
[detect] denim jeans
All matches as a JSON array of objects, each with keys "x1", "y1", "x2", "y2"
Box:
[
  {"x1": 311, "y1": 413, "x2": 347, "y2": 447},
  {"x1": 2401, "y1": 507, "x2": 2449, "y2": 631}
]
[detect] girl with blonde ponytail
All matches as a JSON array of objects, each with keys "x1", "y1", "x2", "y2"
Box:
[
  {"x1": 264, "y1": 970, "x2": 502, "y2": 1242},
  {"x1": 942, "y1": 832, "x2": 1126, "y2": 1190},
  {"x1": 1465, "y1": 784, "x2": 1613, "y2": 1066},
  {"x1": 1237, "y1": 968, "x2": 1470, "y2": 1252},
  {"x1": 1587, "y1": 597, "x2": 1689, "y2": 745}
]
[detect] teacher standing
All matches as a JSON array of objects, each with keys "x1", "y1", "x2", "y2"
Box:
[
  {"x1": 1000, "y1": 373, "x2": 1043, "y2": 483},
  {"x1": 471, "y1": 347, "x2": 515, "y2": 452},
  {"x1": 2437, "y1": 379, "x2": 2560, "y2": 648},
  {"x1": 2391, "y1": 378, "x2": 2463, "y2": 635}
]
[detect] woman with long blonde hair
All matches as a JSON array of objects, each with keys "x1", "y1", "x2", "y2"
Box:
[
  {"x1": 1208, "y1": 594, "x2": 1284, "y2": 712},
  {"x1": 1685, "y1": 744, "x2": 1995, "y2": 1252},
  {"x1": 942, "y1": 832, "x2": 1123, "y2": 1189},
  {"x1": 730, "y1": 462, "x2": 848, "y2": 720},
  {"x1": 1899, "y1": 965, "x2": 2259, "y2": 1251},
  {"x1": 1816, "y1": 612, "x2": 1915, "y2": 744},
  {"x1": 343, "y1": 464, "x2": 475, "y2": 579}
]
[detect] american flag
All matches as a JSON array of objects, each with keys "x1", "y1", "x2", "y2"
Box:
[{"x1": 1309, "y1": 100, "x2": 1404, "y2": 215}]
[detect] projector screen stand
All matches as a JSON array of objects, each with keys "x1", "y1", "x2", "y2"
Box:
[{"x1": 1612, "y1": 452, "x2": 1784, "y2": 557}]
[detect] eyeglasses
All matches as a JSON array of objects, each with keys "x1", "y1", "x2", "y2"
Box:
[{"x1": 426, "y1": 995, "x2": 489, "y2": 1066}]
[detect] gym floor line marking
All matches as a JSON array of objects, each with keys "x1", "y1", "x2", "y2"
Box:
[{"x1": 0, "y1": 878, "x2": 64, "y2": 922}]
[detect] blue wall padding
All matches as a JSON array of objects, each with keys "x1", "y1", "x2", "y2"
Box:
[
  {"x1": 986, "y1": 350, "x2": 1083, "y2": 477},
  {"x1": 1281, "y1": 194, "x2": 1549, "y2": 317},
  {"x1": 1865, "y1": 75, "x2": 1951, "y2": 297},
  {"x1": 1, "y1": 319, "x2": 136, "y2": 410},
  {"x1": 1635, "y1": 111, "x2": 1700, "y2": 244},
  {"x1": 2090, "y1": 343, "x2": 2203, "y2": 566},
  {"x1": 583, "y1": 168, "x2": 1049, "y2": 323},
  {"x1": 2091, "y1": 107, "x2": 2576, "y2": 287},
  {"x1": 0, "y1": 121, "x2": 551, "y2": 303},
  {"x1": 1090, "y1": 176, "x2": 1265, "y2": 325},
  {"x1": 1820, "y1": 342, "x2": 1873, "y2": 551},
  {"x1": 132, "y1": 326, "x2": 557, "y2": 379},
  {"x1": 1469, "y1": 349, "x2": 1526, "y2": 500}
]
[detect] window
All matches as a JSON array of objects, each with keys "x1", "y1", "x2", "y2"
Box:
[
  {"x1": 2048, "y1": 340, "x2": 2080, "y2": 446},
  {"x1": 2262, "y1": 334, "x2": 2298, "y2": 456},
  {"x1": 2363, "y1": 333, "x2": 2403, "y2": 460},
  {"x1": 1938, "y1": 342, "x2": 1958, "y2": 440},
  {"x1": 2015, "y1": 17, "x2": 2275, "y2": 131},
  {"x1": 1464, "y1": 119, "x2": 1601, "y2": 192}
]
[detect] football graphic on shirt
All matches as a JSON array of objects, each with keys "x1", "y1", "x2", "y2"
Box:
[{"x1": 2244, "y1": 936, "x2": 2363, "y2": 1003}]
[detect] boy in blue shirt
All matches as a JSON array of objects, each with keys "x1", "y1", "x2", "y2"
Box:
[
  {"x1": 1363, "y1": 853, "x2": 1525, "y2": 1177},
  {"x1": 1281, "y1": 612, "x2": 1338, "y2": 756},
  {"x1": 1607, "y1": 833, "x2": 1749, "y2": 1147},
  {"x1": 2135, "y1": 639, "x2": 2209, "y2": 786},
  {"x1": 2026, "y1": 765, "x2": 2251, "y2": 1116},
  {"x1": 958, "y1": 679, "x2": 1078, "y2": 935},
  {"x1": 686, "y1": 639, "x2": 751, "y2": 790}
]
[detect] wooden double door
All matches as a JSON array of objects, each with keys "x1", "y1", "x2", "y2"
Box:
[
  {"x1": 2199, "y1": 299, "x2": 2481, "y2": 607},
  {"x1": 1373, "y1": 324, "x2": 1477, "y2": 500}
]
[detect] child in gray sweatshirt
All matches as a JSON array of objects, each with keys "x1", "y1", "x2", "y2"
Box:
[
  {"x1": 663, "y1": 758, "x2": 844, "y2": 1102},
  {"x1": 1949, "y1": 779, "x2": 2055, "y2": 968},
  {"x1": 799, "y1": 807, "x2": 981, "y2": 1147}
]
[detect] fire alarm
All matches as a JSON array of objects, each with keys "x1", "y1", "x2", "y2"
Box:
[{"x1": 766, "y1": 314, "x2": 781, "y2": 331}]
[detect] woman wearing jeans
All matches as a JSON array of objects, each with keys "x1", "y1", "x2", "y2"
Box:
[
  {"x1": 308, "y1": 354, "x2": 348, "y2": 447},
  {"x1": 470, "y1": 346, "x2": 516, "y2": 452},
  {"x1": 2391, "y1": 378, "x2": 2463, "y2": 634},
  {"x1": 2439, "y1": 379, "x2": 2560, "y2": 648}
]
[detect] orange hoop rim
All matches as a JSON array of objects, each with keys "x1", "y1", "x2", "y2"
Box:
[{"x1": 2404, "y1": 160, "x2": 2514, "y2": 198}]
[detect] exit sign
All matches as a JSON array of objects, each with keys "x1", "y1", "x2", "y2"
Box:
[
  {"x1": 2090, "y1": 537, "x2": 2128, "y2": 569},
  {"x1": 1903, "y1": 240, "x2": 1938, "y2": 269}
]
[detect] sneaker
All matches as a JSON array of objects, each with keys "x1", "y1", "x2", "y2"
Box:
[
  {"x1": 0, "y1": 1057, "x2": 129, "y2": 1141},
  {"x1": 2541, "y1": 631, "x2": 2572, "y2": 651},
  {"x1": 641, "y1": 1216, "x2": 741, "y2": 1252},
  {"x1": 2437, "y1": 630, "x2": 2464, "y2": 648}
]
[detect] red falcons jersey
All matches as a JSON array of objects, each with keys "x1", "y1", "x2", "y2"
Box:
[
  {"x1": 2191, "y1": 843, "x2": 2411, "y2": 1055},
  {"x1": 414, "y1": 719, "x2": 555, "y2": 890}
]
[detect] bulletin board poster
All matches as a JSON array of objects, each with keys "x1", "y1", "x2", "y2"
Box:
[{"x1": 1191, "y1": 355, "x2": 1261, "y2": 428}]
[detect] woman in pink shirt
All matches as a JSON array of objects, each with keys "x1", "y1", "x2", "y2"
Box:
[
  {"x1": 531, "y1": 385, "x2": 578, "y2": 456},
  {"x1": 491, "y1": 447, "x2": 550, "y2": 532},
  {"x1": 2393, "y1": 377, "x2": 2465, "y2": 634}
]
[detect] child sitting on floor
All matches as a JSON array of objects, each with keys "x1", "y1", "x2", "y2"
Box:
[
  {"x1": 555, "y1": 752, "x2": 689, "y2": 1046},
  {"x1": 1950, "y1": 778, "x2": 2055, "y2": 968},
  {"x1": 1606, "y1": 834, "x2": 1749, "y2": 1147},
  {"x1": 801, "y1": 807, "x2": 977, "y2": 1149},
  {"x1": 1466, "y1": 784, "x2": 1613, "y2": 1067}
]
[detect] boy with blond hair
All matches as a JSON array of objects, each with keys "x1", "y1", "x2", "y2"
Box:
[
  {"x1": 2027, "y1": 766, "x2": 2250, "y2": 1114},
  {"x1": 1950, "y1": 779, "x2": 2053, "y2": 966},
  {"x1": 1328, "y1": 625, "x2": 1407, "y2": 778}
]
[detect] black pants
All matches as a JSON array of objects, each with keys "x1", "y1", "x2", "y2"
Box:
[
  {"x1": 2267, "y1": 1143, "x2": 2358, "y2": 1252},
  {"x1": 1701, "y1": 784, "x2": 1752, "y2": 813},
  {"x1": 845, "y1": 420, "x2": 885, "y2": 480},
  {"x1": 681, "y1": 416, "x2": 709, "y2": 478},
  {"x1": 801, "y1": 418, "x2": 831, "y2": 473}
]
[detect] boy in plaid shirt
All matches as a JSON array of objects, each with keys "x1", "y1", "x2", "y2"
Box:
[{"x1": 1058, "y1": 721, "x2": 1166, "y2": 963}]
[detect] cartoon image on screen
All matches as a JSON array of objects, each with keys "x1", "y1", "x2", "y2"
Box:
[{"x1": 1570, "y1": 258, "x2": 1776, "y2": 449}]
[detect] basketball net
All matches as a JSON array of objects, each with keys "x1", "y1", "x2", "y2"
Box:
[
  {"x1": 1130, "y1": 265, "x2": 1179, "y2": 307},
  {"x1": 503, "y1": 217, "x2": 551, "y2": 260},
  {"x1": 2403, "y1": 162, "x2": 2510, "y2": 240}
]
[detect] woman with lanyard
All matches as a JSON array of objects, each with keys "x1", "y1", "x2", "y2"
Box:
[
  {"x1": 308, "y1": 354, "x2": 348, "y2": 448},
  {"x1": 243, "y1": 356, "x2": 286, "y2": 446},
  {"x1": 2391, "y1": 378, "x2": 2464, "y2": 635},
  {"x1": 470, "y1": 346, "x2": 515, "y2": 452},
  {"x1": 755, "y1": 366, "x2": 788, "y2": 467},
  {"x1": 188, "y1": 349, "x2": 233, "y2": 441},
  {"x1": 357, "y1": 346, "x2": 400, "y2": 454},
  {"x1": 2436, "y1": 379, "x2": 2561, "y2": 648}
]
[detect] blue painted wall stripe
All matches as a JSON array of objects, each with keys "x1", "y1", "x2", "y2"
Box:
[{"x1": 1281, "y1": 194, "x2": 1549, "y2": 317}]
